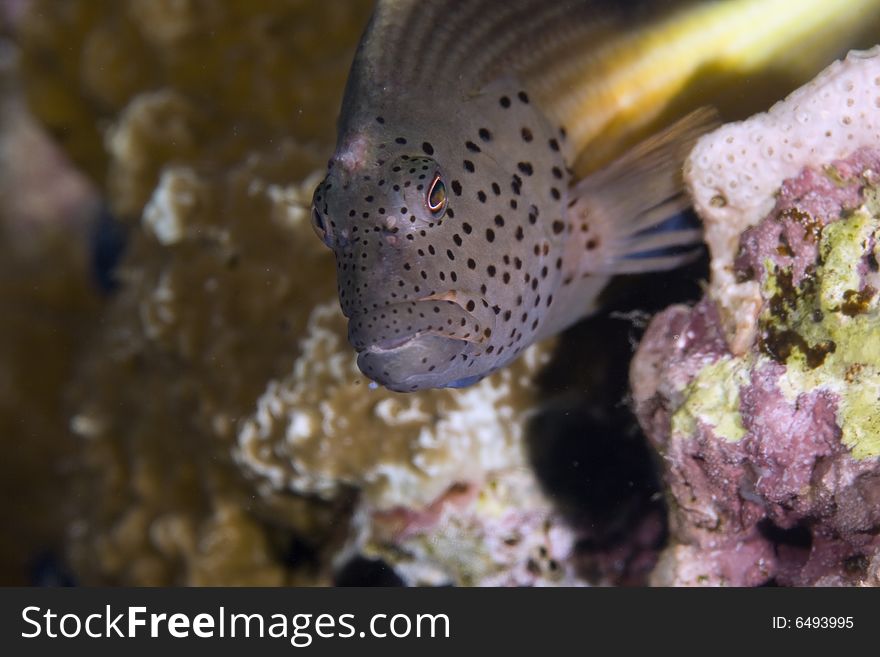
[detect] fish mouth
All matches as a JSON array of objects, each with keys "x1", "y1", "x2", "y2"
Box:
[
  {"x1": 347, "y1": 291, "x2": 495, "y2": 352},
  {"x1": 357, "y1": 333, "x2": 473, "y2": 391},
  {"x1": 347, "y1": 291, "x2": 496, "y2": 390},
  {"x1": 367, "y1": 333, "x2": 422, "y2": 352}
]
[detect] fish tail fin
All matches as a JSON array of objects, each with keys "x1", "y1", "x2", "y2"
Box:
[{"x1": 567, "y1": 107, "x2": 718, "y2": 276}]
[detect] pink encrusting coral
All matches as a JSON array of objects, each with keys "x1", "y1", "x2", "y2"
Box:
[{"x1": 633, "y1": 49, "x2": 880, "y2": 587}]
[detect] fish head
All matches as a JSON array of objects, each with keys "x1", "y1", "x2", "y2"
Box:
[{"x1": 312, "y1": 91, "x2": 567, "y2": 391}]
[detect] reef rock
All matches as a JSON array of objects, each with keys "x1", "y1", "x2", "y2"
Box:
[{"x1": 634, "y1": 49, "x2": 880, "y2": 586}]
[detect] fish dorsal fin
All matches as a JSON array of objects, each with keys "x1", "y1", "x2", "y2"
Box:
[
  {"x1": 350, "y1": 0, "x2": 661, "y2": 99},
  {"x1": 353, "y1": 0, "x2": 880, "y2": 172}
]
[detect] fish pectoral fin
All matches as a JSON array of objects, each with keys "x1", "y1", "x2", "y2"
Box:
[{"x1": 567, "y1": 107, "x2": 718, "y2": 276}]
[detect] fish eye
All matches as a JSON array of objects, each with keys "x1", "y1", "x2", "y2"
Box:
[
  {"x1": 311, "y1": 206, "x2": 330, "y2": 246},
  {"x1": 426, "y1": 174, "x2": 448, "y2": 218}
]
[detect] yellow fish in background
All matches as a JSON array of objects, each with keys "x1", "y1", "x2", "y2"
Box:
[{"x1": 311, "y1": 0, "x2": 880, "y2": 392}]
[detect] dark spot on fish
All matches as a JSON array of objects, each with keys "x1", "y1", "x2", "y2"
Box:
[
  {"x1": 422, "y1": 142, "x2": 434, "y2": 155},
  {"x1": 494, "y1": 215, "x2": 505, "y2": 227},
  {"x1": 518, "y1": 162, "x2": 534, "y2": 176},
  {"x1": 466, "y1": 141, "x2": 481, "y2": 153},
  {"x1": 521, "y1": 127, "x2": 533, "y2": 142},
  {"x1": 500, "y1": 96, "x2": 511, "y2": 108},
  {"x1": 396, "y1": 137, "x2": 407, "y2": 144},
  {"x1": 485, "y1": 228, "x2": 495, "y2": 243},
  {"x1": 451, "y1": 180, "x2": 462, "y2": 196},
  {"x1": 479, "y1": 128, "x2": 492, "y2": 142},
  {"x1": 552, "y1": 221, "x2": 565, "y2": 234},
  {"x1": 464, "y1": 160, "x2": 475, "y2": 172}
]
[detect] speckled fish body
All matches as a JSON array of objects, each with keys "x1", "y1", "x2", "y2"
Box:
[{"x1": 312, "y1": 0, "x2": 880, "y2": 392}]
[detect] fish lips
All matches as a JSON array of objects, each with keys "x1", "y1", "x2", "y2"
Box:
[
  {"x1": 356, "y1": 332, "x2": 475, "y2": 392},
  {"x1": 347, "y1": 295, "x2": 492, "y2": 391}
]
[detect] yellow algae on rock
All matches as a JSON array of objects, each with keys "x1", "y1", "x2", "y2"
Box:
[
  {"x1": 766, "y1": 201, "x2": 880, "y2": 460},
  {"x1": 670, "y1": 356, "x2": 750, "y2": 443}
]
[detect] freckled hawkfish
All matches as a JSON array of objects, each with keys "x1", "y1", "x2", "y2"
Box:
[{"x1": 311, "y1": 0, "x2": 880, "y2": 392}]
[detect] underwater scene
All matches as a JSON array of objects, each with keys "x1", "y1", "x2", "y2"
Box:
[{"x1": 2, "y1": 0, "x2": 880, "y2": 587}]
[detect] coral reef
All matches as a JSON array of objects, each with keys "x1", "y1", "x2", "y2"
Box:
[
  {"x1": 16, "y1": 0, "x2": 878, "y2": 588},
  {"x1": 633, "y1": 49, "x2": 880, "y2": 586}
]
